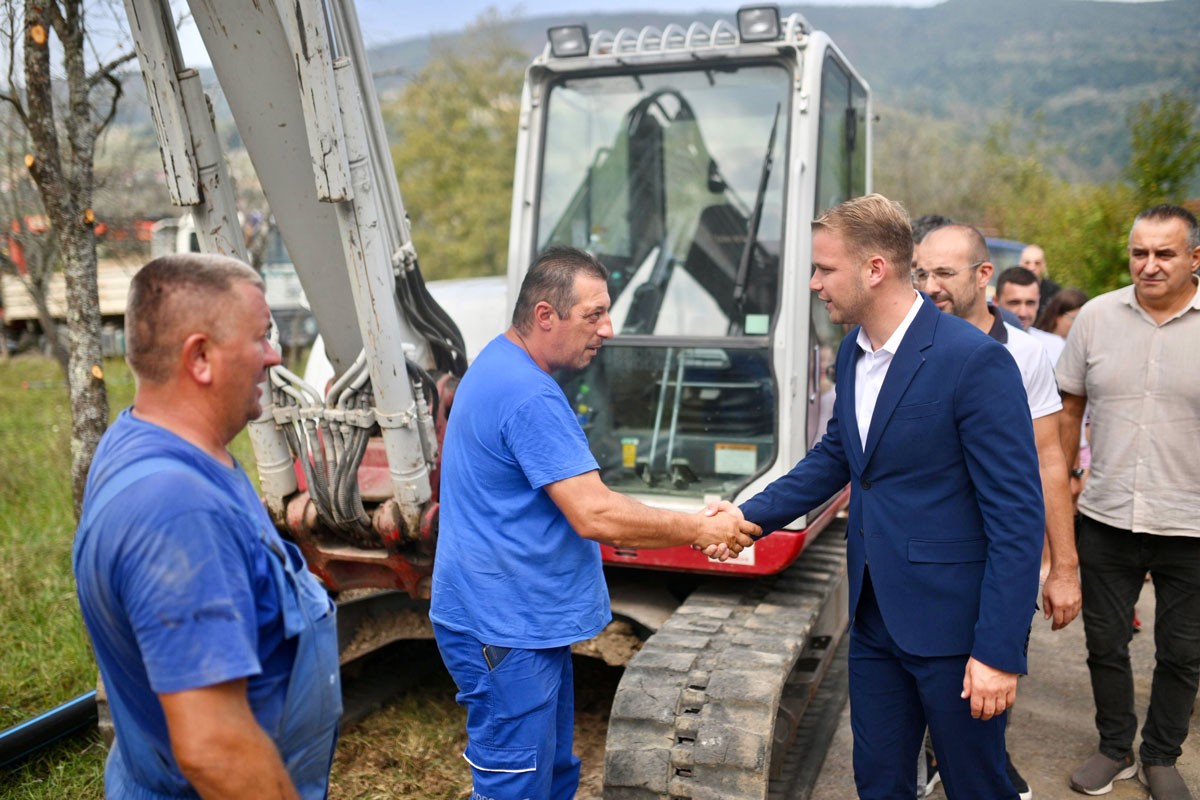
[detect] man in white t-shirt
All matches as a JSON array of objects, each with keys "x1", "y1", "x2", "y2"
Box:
[
  {"x1": 918, "y1": 226, "x2": 1079, "y2": 619},
  {"x1": 915, "y1": 223, "x2": 1083, "y2": 799},
  {"x1": 996, "y1": 264, "x2": 1066, "y2": 362}
]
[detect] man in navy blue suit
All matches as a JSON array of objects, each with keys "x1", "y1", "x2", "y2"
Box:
[{"x1": 739, "y1": 194, "x2": 1044, "y2": 799}]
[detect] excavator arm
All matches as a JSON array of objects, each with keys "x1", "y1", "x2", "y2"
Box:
[{"x1": 122, "y1": 0, "x2": 465, "y2": 594}]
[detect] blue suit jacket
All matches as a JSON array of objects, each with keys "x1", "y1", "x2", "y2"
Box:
[{"x1": 742, "y1": 296, "x2": 1043, "y2": 674}]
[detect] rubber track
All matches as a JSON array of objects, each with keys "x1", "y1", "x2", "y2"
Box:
[
  {"x1": 604, "y1": 528, "x2": 848, "y2": 800},
  {"x1": 767, "y1": 636, "x2": 850, "y2": 800}
]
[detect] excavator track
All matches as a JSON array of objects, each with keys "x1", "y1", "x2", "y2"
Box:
[{"x1": 604, "y1": 526, "x2": 848, "y2": 800}]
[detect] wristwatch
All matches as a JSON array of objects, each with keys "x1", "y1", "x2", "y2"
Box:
[{"x1": 1070, "y1": 468, "x2": 1085, "y2": 479}]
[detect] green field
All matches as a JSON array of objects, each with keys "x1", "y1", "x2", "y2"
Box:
[
  {"x1": 1, "y1": 357, "x2": 114, "y2": 796},
  {"x1": 0, "y1": 355, "x2": 256, "y2": 797},
  {"x1": 0, "y1": 355, "x2": 476, "y2": 799}
]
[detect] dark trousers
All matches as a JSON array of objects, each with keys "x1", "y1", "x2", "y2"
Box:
[
  {"x1": 849, "y1": 573, "x2": 1016, "y2": 799},
  {"x1": 1078, "y1": 514, "x2": 1200, "y2": 765}
]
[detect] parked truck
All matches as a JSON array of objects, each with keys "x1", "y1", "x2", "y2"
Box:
[{"x1": 121, "y1": 2, "x2": 870, "y2": 796}]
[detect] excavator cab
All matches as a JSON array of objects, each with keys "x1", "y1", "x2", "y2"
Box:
[
  {"x1": 510, "y1": 11, "x2": 870, "y2": 571},
  {"x1": 542, "y1": 68, "x2": 784, "y2": 497}
]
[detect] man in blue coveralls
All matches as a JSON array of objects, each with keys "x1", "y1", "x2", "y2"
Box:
[
  {"x1": 431, "y1": 246, "x2": 759, "y2": 799},
  {"x1": 74, "y1": 254, "x2": 340, "y2": 799}
]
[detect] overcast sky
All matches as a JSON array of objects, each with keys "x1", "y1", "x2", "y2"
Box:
[
  {"x1": 174, "y1": 1, "x2": 947, "y2": 66},
  {"x1": 347, "y1": 0, "x2": 944, "y2": 41},
  {"x1": 172, "y1": 0, "x2": 1163, "y2": 67}
]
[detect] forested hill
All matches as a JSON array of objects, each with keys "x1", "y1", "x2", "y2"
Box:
[
  {"x1": 799, "y1": 0, "x2": 1199, "y2": 178},
  {"x1": 362, "y1": 0, "x2": 1199, "y2": 184}
]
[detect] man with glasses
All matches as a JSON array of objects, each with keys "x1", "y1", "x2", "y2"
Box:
[
  {"x1": 911, "y1": 214, "x2": 1024, "y2": 330},
  {"x1": 915, "y1": 223, "x2": 1083, "y2": 799}
]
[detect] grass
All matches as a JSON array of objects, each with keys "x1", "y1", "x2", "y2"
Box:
[
  {"x1": 331, "y1": 652, "x2": 470, "y2": 800},
  {"x1": 0, "y1": 353, "x2": 609, "y2": 799},
  {"x1": 1, "y1": 355, "x2": 111, "y2": 796}
]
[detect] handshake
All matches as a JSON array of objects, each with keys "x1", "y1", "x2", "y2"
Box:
[{"x1": 692, "y1": 501, "x2": 761, "y2": 562}]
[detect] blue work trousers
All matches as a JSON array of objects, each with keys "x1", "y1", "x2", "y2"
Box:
[
  {"x1": 1078, "y1": 514, "x2": 1200, "y2": 766},
  {"x1": 433, "y1": 624, "x2": 579, "y2": 800}
]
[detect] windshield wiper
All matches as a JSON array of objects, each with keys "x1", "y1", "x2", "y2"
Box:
[{"x1": 730, "y1": 102, "x2": 781, "y2": 333}]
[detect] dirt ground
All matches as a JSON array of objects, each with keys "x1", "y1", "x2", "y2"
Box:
[
  {"x1": 331, "y1": 580, "x2": 1200, "y2": 799},
  {"x1": 328, "y1": 644, "x2": 620, "y2": 800},
  {"x1": 572, "y1": 658, "x2": 623, "y2": 799}
]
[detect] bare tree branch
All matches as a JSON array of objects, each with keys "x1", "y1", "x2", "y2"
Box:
[
  {"x1": 1, "y1": 3, "x2": 26, "y2": 126},
  {"x1": 3, "y1": 0, "x2": 18, "y2": 90},
  {"x1": 0, "y1": 87, "x2": 29, "y2": 126},
  {"x1": 46, "y1": 0, "x2": 69, "y2": 53},
  {"x1": 24, "y1": 4, "x2": 65, "y2": 203},
  {"x1": 92, "y1": 69, "x2": 123, "y2": 135},
  {"x1": 87, "y1": 50, "x2": 136, "y2": 89}
]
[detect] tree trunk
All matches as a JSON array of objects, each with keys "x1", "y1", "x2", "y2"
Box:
[
  {"x1": 23, "y1": 0, "x2": 109, "y2": 518},
  {"x1": 29, "y1": 273, "x2": 70, "y2": 370},
  {"x1": 61, "y1": 223, "x2": 107, "y2": 516}
]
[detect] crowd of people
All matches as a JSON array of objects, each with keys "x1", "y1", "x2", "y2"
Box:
[{"x1": 69, "y1": 198, "x2": 1198, "y2": 800}]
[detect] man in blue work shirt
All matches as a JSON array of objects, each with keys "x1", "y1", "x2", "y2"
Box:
[
  {"x1": 431, "y1": 245, "x2": 758, "y2": 800},
  {"x1": 74, "y1": 254, "x2": 340, "y2": 799}
]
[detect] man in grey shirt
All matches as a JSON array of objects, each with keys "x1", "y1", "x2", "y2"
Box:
[{"x1": 1057, "y1": 204, "x2": 1200, "y2": 800}]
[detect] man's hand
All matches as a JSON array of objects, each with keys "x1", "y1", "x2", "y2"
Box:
[
  {"x1": 961, "y1": 657, "x2": 1018, "y2": 720},
  {"x1": 702, "y1": 500, "x2": 744, "y2": 521},
  {"x1": 1069, "y1": 472, "x2": 1085, "y2": 507},
  {"x1": 691, "y1": 503, "x2": 759, "y2": 561},
  {"x1": 1043, "y1": 567, "x2": 1082, "y2": 630},
  {"x1": 695, "y1": 501, "x2": 760, "y2": 561}
]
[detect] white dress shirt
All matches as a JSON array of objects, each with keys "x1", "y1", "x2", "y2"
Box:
[{"x1": 854, "y1": 292, "x2": 923, "y2": 450}]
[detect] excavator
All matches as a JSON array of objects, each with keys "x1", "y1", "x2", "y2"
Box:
[{"x1": 119, "y1": 2, "x2": 872, "y2": 797}]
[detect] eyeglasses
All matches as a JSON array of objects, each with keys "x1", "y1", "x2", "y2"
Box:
[
  {"x1": 1061, "y1": 310, "x2": 1079, "y2": 321},
  {"x1": 911, "y1": 261, "x2": 984, "y2": 286}
]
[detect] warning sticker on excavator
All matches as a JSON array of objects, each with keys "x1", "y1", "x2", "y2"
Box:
[{"x1": 714, "y1": 443, "x2": 757, "y2": 475}]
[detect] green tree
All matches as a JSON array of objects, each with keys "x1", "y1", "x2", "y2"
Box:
[
  {"x1": 873, "y1": 104, "x2": 990, "y2": 222},
  {"x1": 387, "y1": 13, "x2": 526, "y2": 280},
  {"x1": 1125, "y1": 92, "x2": 1200, "y2": 205},
  {"x1": 976, "y1": 118, "x2": 1063, "y2": 230},
  {"x1": 966, "y1": 118, "x2": 1143, "y2": 295}
]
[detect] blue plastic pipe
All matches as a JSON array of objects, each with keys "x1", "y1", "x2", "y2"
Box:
[{"x1": 0, "y1": 691, "x2": 98, "y2": 768}]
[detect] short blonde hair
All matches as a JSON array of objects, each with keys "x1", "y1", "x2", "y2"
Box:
[{"x1": 813, "y1": 194, "x2": 913, "y2": 282}]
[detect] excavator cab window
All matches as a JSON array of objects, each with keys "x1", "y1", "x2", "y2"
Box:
[
  {"x1": 536, "y1": 63, "x2": 789, "y2": 496},
  {"x1": 808, "y1": 53, "x2": 869, "y2": 448}
]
